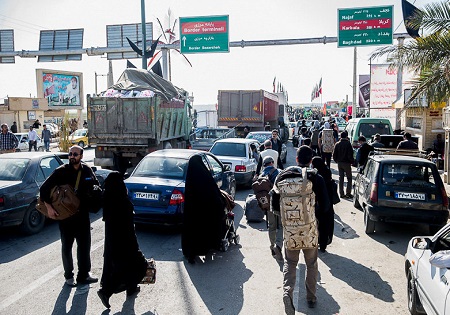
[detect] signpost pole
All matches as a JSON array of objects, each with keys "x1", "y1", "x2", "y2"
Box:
[{"x1": 353, "y1": 47, "x2": 357, "y2": 115}]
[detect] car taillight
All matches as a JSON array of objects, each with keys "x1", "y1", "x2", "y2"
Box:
[
  {"x1": 441, "y1": 187, "x2": 448, "y2": 208},
  {"x1": 0, "y1": 196, "x2": 4, "y2": 206},
  {"x1": 369, "y1": 183, "x2": 378, "y2": 203},
  {"x1": 169, "y1": 189, "x2": 184, "y2": 205},
  {"x1": 235, "y1": 165, "x2": 247, "y2": 172}
]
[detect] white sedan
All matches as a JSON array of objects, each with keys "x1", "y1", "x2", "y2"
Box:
[
  {"x1": 405, "y1": 223, "x2": 450, "y2": 315},
  {"x1": 14, "y1": 133, "x2": 45, "y2": 151}
]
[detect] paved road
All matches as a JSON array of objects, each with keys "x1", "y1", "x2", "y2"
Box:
[{"x1": 0, "y1": 143, "x2": 436, "y2": 314}]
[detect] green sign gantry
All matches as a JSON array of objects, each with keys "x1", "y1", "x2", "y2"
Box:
[
  {"x1": 338, "y1": 5, "x2": 393, "y2": 48},
  {"x1": 179, "y1": 15, "x2": 229, "y2": 54}
]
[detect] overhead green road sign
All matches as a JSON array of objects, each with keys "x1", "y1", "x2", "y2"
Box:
[
  {"x1": 179, "y1": 15, "x2": 229, "y2": 54},
  {"x1": 338, "y1": 5, "x2": 393, "y2": 48}
]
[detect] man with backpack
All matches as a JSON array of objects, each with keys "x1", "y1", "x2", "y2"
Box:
[
  {"x1": 310, "y1": 120, "x2": 321, "y2": 156},
  {"x1": 253, "y1": 156, "x2": 283, "y2": 262},
  {"x1": 272, "y1": 145, "x2": 330, "y2": 313}
]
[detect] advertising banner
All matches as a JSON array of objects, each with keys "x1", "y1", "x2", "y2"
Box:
[
  {"x1": 369, "y1": 64, "x2": 397, "y2": 109},
  {"x1": 359, "y1": 74, "x2": 370, "y2": 108},
  {"x1": 36, "y1": 69, "x2": 83, "y2": 109}
]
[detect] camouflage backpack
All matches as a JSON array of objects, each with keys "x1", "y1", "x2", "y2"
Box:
[{"x1": 275, "y1": 167, "x2": 318, "y2": 250}]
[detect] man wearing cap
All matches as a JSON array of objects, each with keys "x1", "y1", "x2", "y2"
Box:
[
  {"x1": 260, "y1": 155, "x2": 283, "y2": 262},
  {"x1": 255, "y1": 139, "x2": 279, "y2": 177}
]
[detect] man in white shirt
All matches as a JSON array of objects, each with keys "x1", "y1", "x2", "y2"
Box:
[
  {"x1": 64, "y1": 76, "x2": 80, "y2": 105},
  {"x1": 28, "y1": 126, "x2": 38, "y2": 151}
]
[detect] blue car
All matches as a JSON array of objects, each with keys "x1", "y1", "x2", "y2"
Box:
[{"x1": 125, "y1": 149, "x2": 236, "y2": 225}]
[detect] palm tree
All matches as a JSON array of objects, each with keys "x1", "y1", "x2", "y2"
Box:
[{"x1": 371, "y1": 1, "x2": 450, "y2": 105}]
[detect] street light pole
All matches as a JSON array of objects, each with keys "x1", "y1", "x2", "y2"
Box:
[
  {"x1": 141, "y1": 0, "x2": 147, "y2": 69},
  {"x1": 94, "y1": 72, "x2": 107, "y2": 95}
]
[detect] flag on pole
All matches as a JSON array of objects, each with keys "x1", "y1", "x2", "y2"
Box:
[
  {"x1": 318, "y1": 77, "x2": 322, "y2": 95},
  {"x1": 402, "y1": 0, "x2": 421, "y2": 38}
]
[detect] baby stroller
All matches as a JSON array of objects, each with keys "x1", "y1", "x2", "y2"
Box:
[{"x1": 219, "y1": 190, "x2": 240, "y2": 252}]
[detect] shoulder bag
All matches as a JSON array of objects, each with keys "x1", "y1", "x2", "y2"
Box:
[{"x1": 36, "y1": 170, "x2": 82, "y2": 220}]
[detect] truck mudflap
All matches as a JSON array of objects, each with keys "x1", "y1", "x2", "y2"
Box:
[{"x1": 94, "y1": 158, "x2": 114, "y2": 167}]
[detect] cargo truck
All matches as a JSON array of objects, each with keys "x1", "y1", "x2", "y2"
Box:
[
  {"x1": 217, "y1": 90, "x2": 279, "y2": 137},
  {"x1": 87, "y1": 68, "x2": 193, "y2": 173}
]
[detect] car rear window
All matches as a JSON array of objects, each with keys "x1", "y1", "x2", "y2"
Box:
[
  {"x1": 382, "y1": 163, "x2": 437, "y2": 188},
  {"x1": 246, "y1": 133, "x2": 271, "y2": 143},
  {"x1": 0, "y1": 158, "x2": 29, "y2": 180},
  {"x1": 210, "y1": 142, "x2": 246, "y2": 157},
  {"x1": 132, "y1": 157, "x2": 187, "y2": 179},
  {"x1": 359, "y1": 123, "x2": 390, "y2": 138}
]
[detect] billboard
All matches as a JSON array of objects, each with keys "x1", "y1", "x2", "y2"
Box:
[
  {"x1": 369, "y1": 64, "x2": 397, "y2": 109},
  {"x1": 36, "y1": 69, "x2": 83, "y2": 109},
  {"x1": 359, "y1": 74, "x2": 370, "y2": 108}
]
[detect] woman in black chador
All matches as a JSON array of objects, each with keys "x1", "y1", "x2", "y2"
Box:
[
  {"x1": 97, "y1": 172, "x2": 147, "y2": 309},
  {"x1": 182, "y1": 155, "x2": 226, "y2": 263},
  {"x1": 311, "y1": 156, "x2": 335, "y2": 252}
]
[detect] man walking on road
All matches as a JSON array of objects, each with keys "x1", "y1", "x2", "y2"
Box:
[
  {"x1": 255, "y1": 140, "x2": 279, "y2": 177},
  {"x1": 40, "y1": 145, "x2": 100, "y2": 287},
  {"x1": 272, "y1": 146, "x2": 329, "y2": 314},
  {"x1": 333, "y1": 131, "x2": 354, "y2": 199},
  {"x1": 41, "y1": 124, "x2": 52, "y2": 152},
  {"x1": 27, "y1": 126, "x2": 38, "y2": 151}
]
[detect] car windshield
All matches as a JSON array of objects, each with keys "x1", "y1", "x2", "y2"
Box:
[
  {"x1": 382, "y1": 163, "x2": 437, "y2": 188},
  {"x1": 359, "y1": 123, "x2": 390, "y2": 138},
  {"x1": 0, "y1": 158, "x2": 29, "y2": 180},
  {"x1": 246, "y1": 133, "x2": 271, "y2": 143},
  {"x1": 73, "y1": 129, "x2": 87, "y2": 137},
  {"x1": 132, "y1": 156, "x2": 187, "y2": 179},
  {"x1": 211, "y1": 142, "x2": 247, "y2": 157}
]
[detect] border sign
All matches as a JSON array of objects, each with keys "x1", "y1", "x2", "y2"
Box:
[
  {"x1": 179, "y1": 15, "x2": 229, "y2": 54},
  {"x1": 338, "y1": 5, "x2": 393, "y2": 47}
]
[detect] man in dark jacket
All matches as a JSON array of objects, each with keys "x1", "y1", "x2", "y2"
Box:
[
  {"x1": 356, "y1": 136, "x2": 374, "y2": 168},
  {"x1": 332, "y1": 131, "x2": 354, "y2": 198},
  {"x1": 40, "y1": 145, "x2": 100, "y2": 287},
  {"x1": 397, "y1": 132, "x2": 418, "y2": 150},
  {"x1": 270, "y1": 129, "x2": 284, "y2": 169}
]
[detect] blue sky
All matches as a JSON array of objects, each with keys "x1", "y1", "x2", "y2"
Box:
[{"x1": 0, "y1": 0, "x2": 434, "y2": 105}]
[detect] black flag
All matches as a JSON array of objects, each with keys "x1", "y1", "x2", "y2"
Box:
[
  {"x1": 402, "y1": 0, "x2": 421, "y2": 38},
  {"x1": 151, "y1": 60, "x2": 163, "y2": 77},
  {"x1": 126, "y1": 60, "x2": 137, "y2": 68}
]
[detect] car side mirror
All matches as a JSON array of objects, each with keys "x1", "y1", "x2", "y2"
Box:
[
  {"x1": 411, "y1": 237, "x2": 431, "y2": 250},
  {"x1": 224, "y1": 165, "x2": 231, "y2": 171}
]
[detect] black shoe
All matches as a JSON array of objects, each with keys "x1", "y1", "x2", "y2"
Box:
[
  {"x1": 77, "y1": 275, "x2": 98, "y2": 284},
  {"x1": 65, "y1": 278, "x2": 76, "y2": 287},
  {"x1": 319, "y1": 246, "x2": 327, "y2": 253},
  {"x1": 283, "y1": 295, "x2": 295, "y2": 315},
  {"x1": 307, "y1": 300, "x2": 317, "y2": 308},
  {"x1": 126, "y1": 285, "x2": 140, "y2": 296},
  {"x1": 97, "y1": 290, "x2": 111, "y2": 309}
]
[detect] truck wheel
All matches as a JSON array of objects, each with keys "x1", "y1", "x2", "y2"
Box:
[{"x1": 20, "y1": 203, "x2": 45, "y2": 235}]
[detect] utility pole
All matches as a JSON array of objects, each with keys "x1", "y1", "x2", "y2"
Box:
[
  {"x1": 94, "y1": 72, "x2": 107, "y2": 95},
  {"x1": 352, "y1": 47, "x2": 357, "y2": 115},
  {"x1": 140, "y1": 0, "x2": 147, "y2": 69},
  {"x1": 395, "y1": 37, "x2": 405, "y2": 131}
]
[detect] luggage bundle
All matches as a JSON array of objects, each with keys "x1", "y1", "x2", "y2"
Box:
[{"x1": 244, "y1": 194, "x2": 265, "y2": 222}]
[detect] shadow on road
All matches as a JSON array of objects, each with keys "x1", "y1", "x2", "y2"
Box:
[
  {"x1": 319, "y1": 252, "x2": 395, "y2": 302},
  {"x1": 333, "y1": 213, "x2": 359, "y2": 240}
]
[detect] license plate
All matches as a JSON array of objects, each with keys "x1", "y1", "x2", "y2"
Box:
[
  {"x1": 395, "y1": 192, "x2": 425, "y2": 200},
  {"x1": 134, "y1": 192, "x2": 159, "y2": 200}
]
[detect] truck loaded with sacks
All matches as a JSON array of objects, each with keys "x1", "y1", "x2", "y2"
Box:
[{"x1": 87, "y1": 68, "x2": 193, "y2": 173}]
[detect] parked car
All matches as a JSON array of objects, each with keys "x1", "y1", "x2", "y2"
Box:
[
  {"x1": 189, "y1": 127, "x2": 235, "y2": 151},
  {"x1": 353, "y1": 153, "x2": 449, "y2": 234},
  {"x1": 345, "y1": 118, "x2": 393, "y2": 149},
  {"x1": 405, "y1": 223, "x2": 450, "y2": 315},
  {"x1": 125, "y1": 149, "x2": 236, "y2": 225},
  {"x1": 0, "y1": 151, "x2": 111, "y2": 235},
  {"x1": 245, "y1": 131, "x2": 287, "y2": 163},
  {"x1": 14, "y1": 133, "x2": 45, "y2": 152},
  {"x1": 333, "y1": 116, "x2": 348, "y2": 131},
  {"x1": 210, "y1": 138, "x2": 260, "y2": 187},
  {"x1": 70, "y1": 128, "x2": 89, "y2": 148}
]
